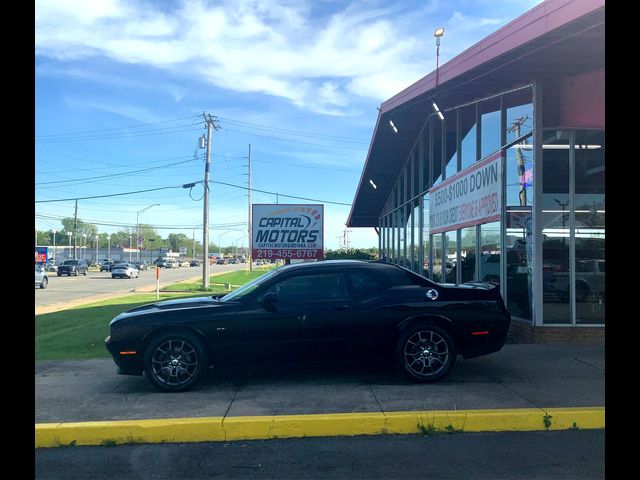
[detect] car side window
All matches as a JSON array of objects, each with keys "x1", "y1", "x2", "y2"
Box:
[
  {"x1": 268, "y1": 272, "x2": 349, "y2": 303},
  {"x1": 348, "y1": 271, "x2": 387, "y2": 296}
]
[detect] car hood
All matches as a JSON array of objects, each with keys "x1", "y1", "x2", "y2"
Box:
[{"x1": 126, "y1": 296, "x2": 225, "y2": 314}]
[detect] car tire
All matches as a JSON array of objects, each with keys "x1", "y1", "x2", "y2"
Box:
[
  {"x1": 40, "y1": 277, "x2": 48, "y2": 289},
  {"x1": 396, "y1": 323, "x2": 457, "y2": 383},
  {"x1": 144, "y1": 331, "x2": 208, "y2": 392}
]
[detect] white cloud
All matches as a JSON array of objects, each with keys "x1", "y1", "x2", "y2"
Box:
[{"x1": 36, "y1": 0, "x2": 532, "y2": 115}]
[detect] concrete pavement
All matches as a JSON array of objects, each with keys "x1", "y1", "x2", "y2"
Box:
[{"x1": 35, "y1": 342, "x2": 605, "y2": 447}]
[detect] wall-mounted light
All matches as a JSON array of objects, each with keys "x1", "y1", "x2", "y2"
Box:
[
  {"x1": 369, "y1": 179, "x2": 378, "y2": 190},
  {"x1": 389, "y1": 120, "x2": 398, "y2": 133},
  {"x1": 509, "y1": 144, "x2": 602, "y2": 150},
  {"x1": 432, "y1": 102, "x2": 444, "y2": 121}
]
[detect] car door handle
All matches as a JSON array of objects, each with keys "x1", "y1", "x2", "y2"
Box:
[{"x1": 334, "y1": 305, "x2": 349, "y2": 311}]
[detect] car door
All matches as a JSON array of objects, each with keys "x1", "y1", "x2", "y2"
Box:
[
  {"x1": 268, "y1": 270, "x2": 354, "y2": 361},
  {"x1": 217, "y1": 269, "x2": 353, "y2": 365}
]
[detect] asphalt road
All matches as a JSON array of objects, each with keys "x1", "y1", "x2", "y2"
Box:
[
  {"x1": 34, "y1": 430, "x2": 605, "y2": 480},
  {"x1": 35, "y1": 263, "x2": 247, "y2": 311}
]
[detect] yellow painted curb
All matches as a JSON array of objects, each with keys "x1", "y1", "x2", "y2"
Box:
[{"x1": 35, "y1": 407, "x2": 604, "y2": 448}]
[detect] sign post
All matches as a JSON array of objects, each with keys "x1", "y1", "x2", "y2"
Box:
[{"x1": 156, "y1": 264, "x2": 160, "y2": 300}]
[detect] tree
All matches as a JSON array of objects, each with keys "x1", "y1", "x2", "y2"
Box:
[
  {"x1": 59, "y1": 217, "x2": 98, "y2": 238},
  {"x1": 167, "y1": 233, "x2": 189, "y2": 252},
  {"x1": 324, "y1": 249, "x2": 376, "y2": 260}
]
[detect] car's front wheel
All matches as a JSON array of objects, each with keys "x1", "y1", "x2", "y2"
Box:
[
  {"x1": 396, "y1": 323, "x2": 457, "y2": 383},
  {"x1": 40, "y1": 277, "x2": 48, "y2": 289},
  {"x1": 144, "y1": 331, "x2": 208, "y2": 392}
]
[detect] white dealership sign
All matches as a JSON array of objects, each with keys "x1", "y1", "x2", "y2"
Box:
[
  {"x1": 429, "y1": 151, "x2": 502, "y2": 234},
  {"x1": 252, "y1": 204, "x2": 324, "y2": 260}
]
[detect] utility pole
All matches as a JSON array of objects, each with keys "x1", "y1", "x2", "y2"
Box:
[
  {"x1": 73, "y1": 199, "x2": 78, "y2": 259},
  {"x1": 192, "y1": 229, "x2": 195, "y2": 261},
  {"x1": 202, "y1": 113, "x2": 220, "y2": 289},
  {"x1": 247, "y1": 144, "x2": 253, "y2": 272}
]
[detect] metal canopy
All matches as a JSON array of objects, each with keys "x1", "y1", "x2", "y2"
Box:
[{"x1": 347, "y1": 0, "x2": 604, "y2": 228}]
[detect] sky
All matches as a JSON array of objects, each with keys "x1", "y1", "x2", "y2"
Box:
[{"x1": 35, "y1": 0, "x2": 543, "y2": 250}]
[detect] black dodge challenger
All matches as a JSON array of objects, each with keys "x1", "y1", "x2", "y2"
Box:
[{"x1": 106, "y1": 260, "x2": 511, "y2": 392}]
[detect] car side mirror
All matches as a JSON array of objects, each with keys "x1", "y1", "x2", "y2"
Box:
[{"x1": 260, "y1": 292, "x2": 279, "y2": 312}]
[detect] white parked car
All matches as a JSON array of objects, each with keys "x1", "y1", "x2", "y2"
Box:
[
  {"x1": 35, "y1": 264, "x2": 48, "y2": 289},
  {"x1": 111, "y1": 263, "x2": 140, "y2": 279},
  {"x1": 180, "y1": 260, "x2": 190, "y2": 267}
]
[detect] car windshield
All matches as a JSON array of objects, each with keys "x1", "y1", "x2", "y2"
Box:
[{"x1": 218, "y1": 268, "x2": 280, "y2": 302}]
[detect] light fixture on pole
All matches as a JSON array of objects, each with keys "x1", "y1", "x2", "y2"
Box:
[
  {"x1": 434, "y1": 27, "x2": 445, "y2": 87},
  {"x1": 432, "y1": 102, "x2": 444, "y2": 121},
  {"x1": 136, "y1": 203, "x2": 160, "y2": 261}
]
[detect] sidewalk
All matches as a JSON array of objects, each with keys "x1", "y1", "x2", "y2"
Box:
[{"x1": 35, "y1": 342, "x2": 605, "y2": 447}]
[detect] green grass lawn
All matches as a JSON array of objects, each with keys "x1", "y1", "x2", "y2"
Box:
[
  {"x1": 35, "y1": 266, "x2": 276, "y2": 361},
  {"x1": 163, "y1": 266, "x2": 275, "y2": 292},
  {"x1": 35, "y1": 293, "x2": 205, "y2": 361}
]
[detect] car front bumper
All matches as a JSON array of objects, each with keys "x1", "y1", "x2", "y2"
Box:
[{"x1": 105, "y1": 335, "x2": 144, "y2": 375}]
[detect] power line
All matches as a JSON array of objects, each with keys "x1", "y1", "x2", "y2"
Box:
[
  {"x1": 35, "y1": 114, "x2": 200, "y2": 139},
  {"x1": 35, "y1": 213, "x2": 246, "y2": 230},
  {"x1": 210, "y1": 180, "x2": 352, "y2": 206},
  {"x1": 36, "y1": 158, "x2": 199, "y2": 186},
  {"x1": 35, "y1": 185, "x2": 185, "y2": 203},
  {"x1": 217, "y1": 116, "x2": 369, "y2": 144},
  {"x1": 35, "y1": 126, "x2": 202, "y2": 144}
]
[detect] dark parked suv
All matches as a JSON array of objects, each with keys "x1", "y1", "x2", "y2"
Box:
[{"x1": 57, "y1": 259, "x2": 89, "y2": 276}]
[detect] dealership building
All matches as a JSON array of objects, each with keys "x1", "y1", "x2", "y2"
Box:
[{"x1": 347, "y1": 0, "x2": 604, "y2": 342}]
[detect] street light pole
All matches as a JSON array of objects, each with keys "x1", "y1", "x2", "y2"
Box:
[
  {"x1": 129, "y1": 235, "x2": 132, "y2": 262},
  {"x1": 136, "y1": 203, "x2": 160, "y2": 262},
  {"x1": 67, "y1": 232, "x2": 72, "y2": 259},
  {"x1": 108, "y1": 234, "x2": 112, "y2": 260},
  {"x1": 52, "y1": 229, "x2": 57, "y2": 263}
]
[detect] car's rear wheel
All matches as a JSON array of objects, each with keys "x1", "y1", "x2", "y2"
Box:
[
  {"x1": 144, "y1": 331, "x2": 208, "y2": 392},
  {"x1": 40, "y1": 277, "x2": 48, "y2": 289},
  {"x1": 396, "y1": 323, "x2": 456, "y2": 383}
]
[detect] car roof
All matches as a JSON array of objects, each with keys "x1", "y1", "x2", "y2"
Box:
[{"x1": 279, "y1": 259, "x2": 392, "y2": 272}]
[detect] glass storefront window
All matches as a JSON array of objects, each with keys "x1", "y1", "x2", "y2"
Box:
[
  {"x1": 506, "y1": 137, "x2": 533, "y2": 206},
  {"x1": 423, "y1": 196, "x2": 430, "y2": 276},
  {"x1": 444, "y1": 230, "x2": 457, "y2": 283},
  {"x1": 479, "y1": 221, "x2": 501, "y2": 283},
  {"x1": 431, "y1": 119, "x2": 442, "y2": 187},
  {"x1": 542, "y1": 130, "x2": 571, "y2": 324},
  {"x1": 505, "y1": 208, "x2": 533, "y2": 320},
  {"x1": 444, "y1": 112, "x2": 457, "y2": 179},
  {"x1": 460, "y1": 104, "x2": 476, "y2": 172},
  {"x1": 411, "y1": 203, "x2": 420, "y2": 271},
  {"x1": 432, "y1": 234, "x2": 443, "y2": 282},
  {"x1": 505, "y1": 89, "x2": 533, "y2": 144},
  {"x1": 480, "y1": 98, "x2": 501, "y2": 159},
  {"x1": 460, "y1": 226, "x2": 477, "y2": 283},
  {"x1": 574, "y1": 130, "x2": 605, "y2": 324}
]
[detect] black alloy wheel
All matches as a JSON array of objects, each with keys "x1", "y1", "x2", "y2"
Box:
[
  {"x1": 144, "y1": 331, "x2": 208, "y2": 392},
  {"x1": 396, "y1": 323, "x2": 457, "y2": 383}
]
